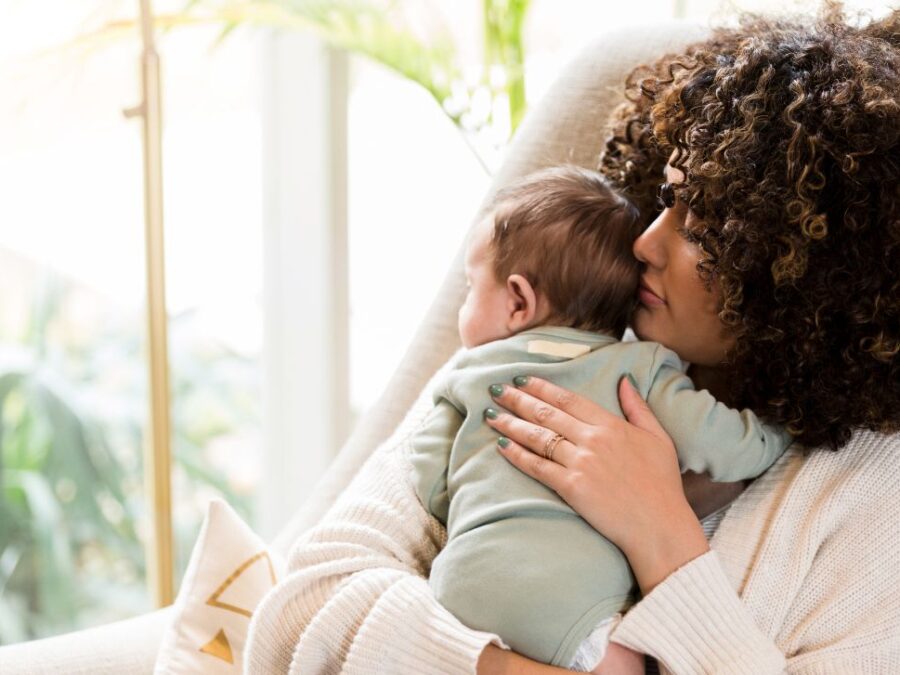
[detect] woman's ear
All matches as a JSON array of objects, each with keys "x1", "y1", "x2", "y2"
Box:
[{"x1": 505, "y1": 274, "x2": 540, "y2": 332}]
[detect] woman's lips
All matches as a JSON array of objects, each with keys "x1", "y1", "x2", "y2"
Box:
[{"x1": 638, "y1": 282, "x2": 666, "y2": 307}]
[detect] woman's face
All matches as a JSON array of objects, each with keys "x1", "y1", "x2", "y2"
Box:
[{"x1": 631, "y1": 163, "x2": 734, "y2": 367}]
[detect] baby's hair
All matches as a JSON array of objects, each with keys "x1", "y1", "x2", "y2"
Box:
[{"x1": 485, "y1": 166, "x2": 643, "y2": 337}]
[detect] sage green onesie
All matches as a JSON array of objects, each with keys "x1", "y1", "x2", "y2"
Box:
[{"x1": 409, "y1": 326, "x2": 791, "y2": 668}]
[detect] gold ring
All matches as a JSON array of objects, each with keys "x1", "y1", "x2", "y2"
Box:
[{"x1": 543, "y1": 433, "x2": 565, "y2": 462}]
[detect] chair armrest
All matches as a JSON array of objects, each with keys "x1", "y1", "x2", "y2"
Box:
[{"x1": 0, "y1": 606, "x2": 173, "y2": 675}]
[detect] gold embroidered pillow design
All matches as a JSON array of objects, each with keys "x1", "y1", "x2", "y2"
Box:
[{"x1": 154, "y1": 499, "x2": 285, "y2": 674}]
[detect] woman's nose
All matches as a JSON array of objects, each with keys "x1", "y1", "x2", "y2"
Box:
[{"x1": 633, "y1": 211, "x2": 667, "y2": 269}]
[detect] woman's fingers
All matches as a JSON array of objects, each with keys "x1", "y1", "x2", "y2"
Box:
[
  {"x1": 485, "y1": 408, "x2": 576, "y2": 467},
  {"x1": 617, "y1": 376, "x2": 668, "y2": 441},
  {"x1": 489, "y1": 383, "x2": 583, "y2": 442},
  {"x1": 514, "y1": 376, "x2": 620, "y2": 426},
  {"x1": 494, "y1": 435, "x2": 569, "y2": 494}
]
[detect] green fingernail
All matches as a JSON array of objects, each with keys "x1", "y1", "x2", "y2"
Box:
[
  {"x1": 489, "y1": 384, "x2": 504, "y2": 397},
  {"x1": 513, "y1": 375, "x2": 529, "y2": 387},
  {"x1": 497, "y1": 436, "x2": 510, "y2": 448},
  {"x1": 626, "y1": 373, "x2": 638, "y2": 390},
  {"x1": 484, "y1": 407, "x2": 499, "y2": 420}
]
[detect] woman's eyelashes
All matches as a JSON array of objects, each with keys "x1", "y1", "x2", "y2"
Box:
[
  {"x1": 652, "y1": 180, "x2": 713, "y2": 256},
  {"x1": 656, "y1": 184, "x2": 705, "y2": 248},
  {"x1": 676, "y1": 224, "x2": 701, "y2": 244}
]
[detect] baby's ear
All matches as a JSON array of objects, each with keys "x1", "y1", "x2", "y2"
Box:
[{"x1": 506, "y1": 274, "x2": 539, "y2": 332}]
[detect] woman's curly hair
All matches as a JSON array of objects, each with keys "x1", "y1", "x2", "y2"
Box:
[{"x1": 600, "y1": 3, "x2": 900, "y2": 450}]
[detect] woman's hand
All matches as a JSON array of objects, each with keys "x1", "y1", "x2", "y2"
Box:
[{"x1": 485, "y1": 375, "x2": 709, "y2": 594}]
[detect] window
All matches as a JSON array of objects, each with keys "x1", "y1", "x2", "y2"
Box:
[{"x1": 0, "y1": 4, "x2": 263, "y2": 640}]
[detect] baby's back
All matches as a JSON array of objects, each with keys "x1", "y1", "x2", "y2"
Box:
[{"x1": 415, "y1": 328, "x2": 658, "y2": 666}]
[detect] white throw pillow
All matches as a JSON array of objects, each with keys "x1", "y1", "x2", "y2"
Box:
[{"x1": 154, "y1": 499, "x2": 285, "y2": 674}]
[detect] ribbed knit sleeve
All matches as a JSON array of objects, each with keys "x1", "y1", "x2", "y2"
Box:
[
  {"x1": 243, "y1": 436, "x2": 509, "y2": 675},
  {"x1": 613, "y1": 551, "x2": 786, "y2": 673},
  {"x1": 613, "y1": 431, "x2": 900, "y2": 675}
]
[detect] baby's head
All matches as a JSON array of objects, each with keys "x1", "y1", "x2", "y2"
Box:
[{"x1": 458, "y1": 166, "x2": 643, "y2": 348}]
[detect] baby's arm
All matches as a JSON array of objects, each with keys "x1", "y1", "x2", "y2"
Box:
[
  {"x1": 408, "y1": 398, "x2": 464, "y2": 524},
  {"x1": 644, "y1": 345, "x2": 793, "y2": 482}
]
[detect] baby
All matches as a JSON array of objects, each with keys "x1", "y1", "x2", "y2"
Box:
[{"x1": 409, "y1": 166, "x2": 791, "y2": 672}]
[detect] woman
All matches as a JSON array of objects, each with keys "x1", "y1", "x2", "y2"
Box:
[{"x1": 245, "y1": 6, "x2": 899, "y2": 674}]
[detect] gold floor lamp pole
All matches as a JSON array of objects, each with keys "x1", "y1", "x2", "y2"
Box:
[{"x1": 124, "y1": 0, "x2": 174, "y2": 607}]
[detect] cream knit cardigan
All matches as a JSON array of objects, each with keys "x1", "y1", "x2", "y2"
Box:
[{"x1": 244, "y1": 387, "x2": 900, "y2": 674}]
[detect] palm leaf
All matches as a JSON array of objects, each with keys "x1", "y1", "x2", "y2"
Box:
[{"x1": 63, "y1": 0, "x2": 533, "y2": 153}]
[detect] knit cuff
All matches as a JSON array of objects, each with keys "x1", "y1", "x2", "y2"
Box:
[
  {"x1": 344, "y1": 576, "x2": 509, "y2": 675},
  {"x1": 612, "y1": 550, "x2": 786, "y2": 675}
]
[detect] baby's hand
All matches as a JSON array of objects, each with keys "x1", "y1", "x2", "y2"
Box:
[{"x1": 589, "y1": 643, "x2": 644, "y2": 675}]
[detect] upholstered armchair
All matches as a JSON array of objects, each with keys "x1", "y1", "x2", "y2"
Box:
[{"x1": 0, "y1": 20, "x2": 706, "y2": 674}]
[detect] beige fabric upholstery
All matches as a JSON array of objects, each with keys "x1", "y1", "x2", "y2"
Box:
[
  {"x1": 0, "y1": 20, "x2": 706, "y2": 673},
  {"x1": 0, "y1": 607, "x2": 172, "y2": 675}
]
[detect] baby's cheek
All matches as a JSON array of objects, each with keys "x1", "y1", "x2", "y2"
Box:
[
  {"x1": 457, "y1": 303, "x2": 475, "y2": 347},
  {"x1": 458, "y1": 299, "x2": 470, "y2": 325}
]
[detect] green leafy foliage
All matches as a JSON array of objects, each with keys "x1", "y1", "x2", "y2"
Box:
[
  {"x1": 85, "y1": 0, "x2": 533, "y2": 170},
  {"x1": 0, "y1": 273, "x2": 258, "y2": 643}
]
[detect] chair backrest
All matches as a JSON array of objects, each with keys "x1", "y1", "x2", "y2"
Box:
[{"x1": 272, "y1": 19, "x2": 709, "y2": 554}]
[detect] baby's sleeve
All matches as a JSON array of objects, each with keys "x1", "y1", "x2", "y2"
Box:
[
  {"x1": 408, "y1": 398, "x2": 464, "y2": 525},
  {"x1": 644, "y1": 345, "x2": 793, "y2": 482}
]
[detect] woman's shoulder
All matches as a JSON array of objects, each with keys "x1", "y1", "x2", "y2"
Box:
[
  {"x1": 785, "y1": 429, "x2": 900, "y2": 529},
  {"x1": 723, "y1": 428, "x2": 900, "y2": 535},
  {"x1": 800, "y1": 428, "x2": 900, "y2": 493},
  {"x1": 713, "y1": 429, "x2": 900, "y2": 594}
]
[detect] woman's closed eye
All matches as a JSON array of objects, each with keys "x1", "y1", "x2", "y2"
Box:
[
  {"x1": 677, "y1": 220, "x2": 716, "y2": 263},
  {"x1": 658, "y1": 184, "x2": 707, "y2": 249},
  {"x1": 676, "y1": 224, "x2": 703, "y2": 245}
]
